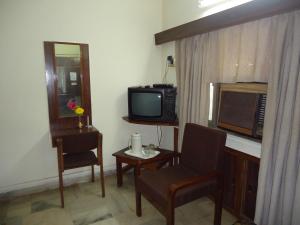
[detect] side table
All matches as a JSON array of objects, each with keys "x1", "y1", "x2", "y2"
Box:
[{"x1": 112, "y1": 147, "x2": 174, "y2": 187}]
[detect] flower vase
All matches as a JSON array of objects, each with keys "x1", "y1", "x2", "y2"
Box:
[{"x1": 78, "y1": 116, "x2": 83, "y2": 129}]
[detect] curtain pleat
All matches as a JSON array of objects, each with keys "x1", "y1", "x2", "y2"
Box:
[
  {"x1": 176, "y1": 35, "x2": 210, "y2": 149},
  {"x1": 255, "y1": 11, "x2": 300, "y2": 225}
]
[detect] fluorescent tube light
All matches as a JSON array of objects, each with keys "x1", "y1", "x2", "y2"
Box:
[
  {"x1": 200, "y1": 0, "x2": 254, "y2": 17},
  {"x1": 198, "y1": 0, "x2": 227, "y2": 8}
]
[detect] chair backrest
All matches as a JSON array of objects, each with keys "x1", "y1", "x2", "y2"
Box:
[
  {"x1": 60, "y1": 132, "x2": 100, "y2": 154},
  {"x1": 180, "y1": 123, "x2": 226, "y2": 175}
]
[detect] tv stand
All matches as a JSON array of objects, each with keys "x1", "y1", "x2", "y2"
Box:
[{"x1": 122, "y1": 116, "x2": 179, "y2": 154}]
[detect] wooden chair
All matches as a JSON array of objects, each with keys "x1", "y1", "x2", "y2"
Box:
[
  {"x1": 56, "y1": 131, "x2": 105, "y2": 208},
  {"x1": 135, "y1": 123, "x2": 227, "y2": 225}
]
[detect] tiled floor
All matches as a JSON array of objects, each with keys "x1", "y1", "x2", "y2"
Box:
[{"x1": 0, "y1": 174, "x2": 237, "y2": 225}]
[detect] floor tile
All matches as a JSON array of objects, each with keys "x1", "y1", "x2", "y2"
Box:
[
  {"x1": 22, "y1": 208, "x2": 73, "y2": 225},
  {"x1": 89, "y1": 217, "x2": 120, "y2": 225},
  {"x1": 31, "y1": 200, "x2": 58, "y2": 213},
  {"x1": 3, "y1": 216, "x2": 22, "y2": 225},
  {"x1": 73, "y1": 212, "x2": 112, "y2": 225},
  {"x1": 0, "y1": 174, "x2": 236, "y2": 225}
]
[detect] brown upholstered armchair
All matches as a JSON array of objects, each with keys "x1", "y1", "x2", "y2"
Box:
[
  {"x1": 56, "y1": 131, "x2": 105, "y2": 208},
  {"x1": 135, "y1": 123, "x2": 227, "y2": 225}
]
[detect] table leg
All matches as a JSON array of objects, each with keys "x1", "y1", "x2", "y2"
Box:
[
  {"x1": 134, "y1": 164, "x2": 141, "y2": 188},
  {"x1": 116, "y1": 158, "x2": 123, "y2": 187},
  {"x1": 134, "y1": 165, "x2": 141, "y2": 177}
]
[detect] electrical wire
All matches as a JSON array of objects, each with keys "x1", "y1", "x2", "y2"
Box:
[
  {"x1": 160, "y1": 126, "x2": 162, "y2": 146},
  {"x1": 162, "y1": 60, "x2": 169, "y2": 83},
  {"x1": 156, "y1": 126, "x2": 163, "y2": 147}
]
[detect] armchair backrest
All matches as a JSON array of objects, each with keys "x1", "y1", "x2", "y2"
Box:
[
  {"x1": 60, "y1": 132, "x2": 101, "y2": 154},
  {"x1": 180, "y1": 123, "x2": 226, "y2": 175}
]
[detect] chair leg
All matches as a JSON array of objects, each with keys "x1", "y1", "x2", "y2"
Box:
[
  {"x1": 99, "y1": 163, "x2": 105, "y2": 197},
  {"x1": 58, "y1": 169, "x2": 64, "y2": 208},
  {"x1": 166, "y1": 204, "x2": 175, "y2": 225},
  {"x1": 214, "y1": 189, "x2": 223, "y2": 225},
  {"x1": 56, "y1": 146, "x2": 64, "y2": 208},
  {"x1": 136, "y1": 190, "x2": 142, "y2": 217},
  {"x1": 91, "y1": 165, "x2": 95, "y2": 182}
]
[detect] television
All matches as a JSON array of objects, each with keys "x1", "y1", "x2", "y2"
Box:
[
  {"x1": 128, "y1": 86, "x2": 177, "y2": 122},
  {"x1": 216, "y1": 83, "x2": 267, "y2": 139}
]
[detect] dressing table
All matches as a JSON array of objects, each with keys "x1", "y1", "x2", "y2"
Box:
[{"x1": 43, "y1": 41, "x2": 105, "y2": 207}]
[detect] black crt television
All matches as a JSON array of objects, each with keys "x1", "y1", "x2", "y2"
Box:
[{"x1": 128, "y1": 86, "x2": 177, "y2": 122}]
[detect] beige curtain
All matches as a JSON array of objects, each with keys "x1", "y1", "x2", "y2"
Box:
[
  {"x1": 255, "y1": 11, "x2": 300, "y2": 225},
  {"x1": 176, "y1": 34, "x2": 211, "y2": 148},
  {"x1": 207, "y1": 17, "x2": 272, "y2": 83}
]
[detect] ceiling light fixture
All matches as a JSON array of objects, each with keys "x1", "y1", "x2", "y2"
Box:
[{"x1": 198, "y1": 0, "x2": 227, "y2": 8}]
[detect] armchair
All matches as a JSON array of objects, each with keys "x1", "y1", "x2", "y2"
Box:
[{"x1": 135, "y1": 123, "x2": 226, "y2": 225}]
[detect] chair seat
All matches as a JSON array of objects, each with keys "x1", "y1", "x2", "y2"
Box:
[
  {"x1": 63, "y1": 151, "x2": 98, "y2": 170},
  {"x1": 137, "y1": 165, "x2": 216, "y2": 208}
]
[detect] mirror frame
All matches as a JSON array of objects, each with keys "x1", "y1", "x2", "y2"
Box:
[{"x1": 44, "y1": 41, "x2": 92, "y2": 131}]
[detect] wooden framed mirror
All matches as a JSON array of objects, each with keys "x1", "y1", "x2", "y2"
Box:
[{"x1": 44, "y1": 41, "x2": 92, "y2": 131}]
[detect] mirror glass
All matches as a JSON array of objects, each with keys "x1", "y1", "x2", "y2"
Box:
[{"x1": 54, "y1": 43, "x2": 82, "y2": 117}]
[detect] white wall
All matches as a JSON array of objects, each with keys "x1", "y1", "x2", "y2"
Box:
[{"x1": 0, "y1": 0, "x2": 163, "y2": 194}]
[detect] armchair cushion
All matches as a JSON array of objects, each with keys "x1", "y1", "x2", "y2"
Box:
[{"x1": 137, "y1": 165, "x2": 216, "y2": 208}]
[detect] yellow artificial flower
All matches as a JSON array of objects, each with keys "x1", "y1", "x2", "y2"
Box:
[{"x1": 75, "y1": 107, "x2": 84, "y2": 116}]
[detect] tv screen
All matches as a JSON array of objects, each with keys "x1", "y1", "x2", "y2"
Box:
[{"x1": 131, "y1": 92, "x2": 162, "y2": 117}]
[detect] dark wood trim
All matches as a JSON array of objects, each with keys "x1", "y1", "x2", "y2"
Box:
[
  {"x1": 155, "y1": 0, "x2": 300, "y2": 45},
  {"x1": 44, "y1": 42, "x2": 57, "y2": 129},
  {"x1": 218, "y1": 123, "x2": 252, "y2": 136},
  {"x1": 81, "y1": 44, "x2": 92, "y2": 126},
  {"x1": 122, "y1": 116, "x2": 178, "y2": 126}
]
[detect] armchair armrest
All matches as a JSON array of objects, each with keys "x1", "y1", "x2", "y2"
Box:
[{"x1": 168, "y1": 171, "x2": 221, "y2": 199}]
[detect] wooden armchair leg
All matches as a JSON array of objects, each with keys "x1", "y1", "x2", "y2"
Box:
[
  {"x1": 166, "y1": 202, "x2": 175, "y2": 225},
  {"x1": 136, "y1": 190, "x2": 142, "y2": 217},
  {"x1": 91, "y1": 165, "x2": 95, "y2": 182},
  {"x1": 100, "y1": 163, "x2": 105, "y2": 197},
  {"x1": 214, "y1": 189, "x2": 223, "y2": 225}
]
